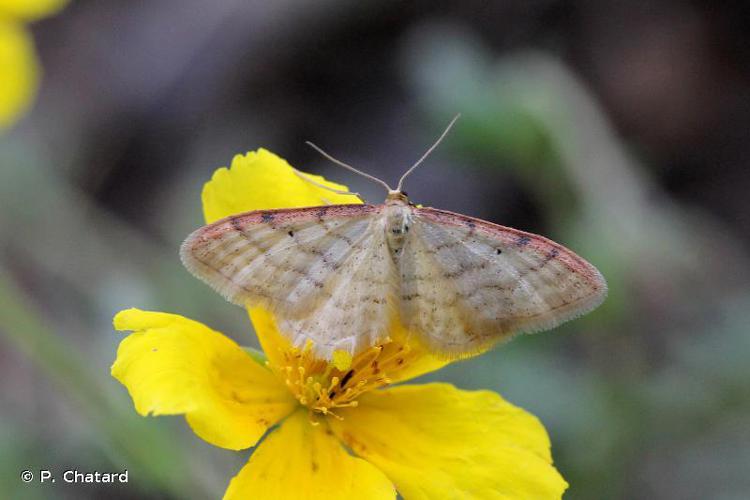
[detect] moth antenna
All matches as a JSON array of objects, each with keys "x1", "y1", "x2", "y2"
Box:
[
  {"x1": 396, "y1": 114, "x2": 460, "y2": 192},
  {"x1": 306, "y1": 141, "x2": 393, "y2": 193},
  {"x1": 292, "y1": 168, "x2": 366, "y2": 203}
]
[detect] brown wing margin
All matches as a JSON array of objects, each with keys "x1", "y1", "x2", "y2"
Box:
[
  {"x1": 413, "y1": 206, "x2": 607, "y2": 294},
  {"x1": 184, "y1": 204, "x2": 379, "y2": 243},
  {"x1": 180, "y1": 204, "x2": 382, "y2": 307}
]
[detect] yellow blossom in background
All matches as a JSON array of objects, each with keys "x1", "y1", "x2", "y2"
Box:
[
  {"x1": 0, "y1": 0, "x2": 66, "y2": 130},
  {"x1": 0, "y1": 0, "x2": 67, "y2": 20},
  {"x1": 112, "y1": 149, "x2": 568, "y2": 498}
]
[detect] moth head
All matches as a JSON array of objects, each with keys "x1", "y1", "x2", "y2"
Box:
[{"x1": 386, "y1": 190, "x2": 409, "y2": 204}]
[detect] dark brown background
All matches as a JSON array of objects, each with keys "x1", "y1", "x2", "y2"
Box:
[{"x1": 2, "y1": 1, "x2": 750, "y2": 498}]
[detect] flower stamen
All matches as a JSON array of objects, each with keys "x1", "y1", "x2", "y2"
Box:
[{"x1": 269, "y1": 338, "x2": 416, "y2": 417}]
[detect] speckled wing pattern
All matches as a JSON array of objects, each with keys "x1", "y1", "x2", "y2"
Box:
[
  {"x1": 182, "y1": 203, "x2": 606, "y2": 359},
  {"x1": 181, "y1": 205, "x2": 397, "y2": 357},
  {"x1": 400, "y1": 207, "x2": 607, "y2": 355}
]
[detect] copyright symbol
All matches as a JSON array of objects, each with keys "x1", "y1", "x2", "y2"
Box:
[{"x1": 21, "y1": 470, "x2": 33, "y2": 482}]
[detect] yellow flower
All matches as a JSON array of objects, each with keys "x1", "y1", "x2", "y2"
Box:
[
  {"x1": 0, "y1": 0, "x2": 67, "y2": 130},
  {"x1": 112, "y1": 149, "x2": 568, "y2": 499}
]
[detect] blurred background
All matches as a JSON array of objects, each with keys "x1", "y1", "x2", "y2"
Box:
[{"x1": 2, "y1": 1, "x2": 750, "y2": 498}]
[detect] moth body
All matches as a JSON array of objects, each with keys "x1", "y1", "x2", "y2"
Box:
[{"x1": 384, "y1": 192, "x2": 413, "y2": 262}]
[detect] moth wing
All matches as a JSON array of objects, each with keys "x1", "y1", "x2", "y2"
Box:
[
  {"x1": 400, "y1": 207, "x2": 607, "y2": 356},
  {"x1": 181, "y1": 204, "x2": 396, "y2": 357}
]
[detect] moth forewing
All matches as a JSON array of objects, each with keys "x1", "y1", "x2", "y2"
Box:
[
  {"x1": 180, "y1": 204, "x2": 400, "y2": 357},
  {"x1": 400, "y1": 206, "x2": 607, "y2": 355}
]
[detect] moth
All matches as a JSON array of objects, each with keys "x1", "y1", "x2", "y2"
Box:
[{"x1": 181, "y1": 117, "x2": 607, "y2": 359}]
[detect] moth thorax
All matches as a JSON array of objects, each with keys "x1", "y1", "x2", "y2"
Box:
[{"x1": 384, "y1": 201, "x2": 412, "y2": 256}]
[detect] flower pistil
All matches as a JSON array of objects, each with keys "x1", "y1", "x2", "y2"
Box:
[{"x1": 271, "y1": 340, "x2": 431, "y2": 419}]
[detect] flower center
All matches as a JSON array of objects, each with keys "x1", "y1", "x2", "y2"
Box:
[{"x1": 271, "y1": 342, "x2": 411, "y2": 418}]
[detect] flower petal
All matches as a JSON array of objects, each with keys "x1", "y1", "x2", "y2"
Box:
[
  {"x1": 0, "y1": 20, "x2": 39, "y2": 131},
  {"x1": 112, "y1": 308, "x2": 297, "y2": 450},
  {"x1": 224, "y1": 409, "x2": 395, "y2": 500},
  {"x1": 330, "y1": 383, "x2": 568, "y2": 499},
  {"x1": 247, "y1": 306, "x2": 289, "y2": 373},
  {"x1": 202, "y1": 149, "x2": 362, "y2": 224},
  {"x1": 383, "y1": 320, "x2": 450, "y2": 383}
]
